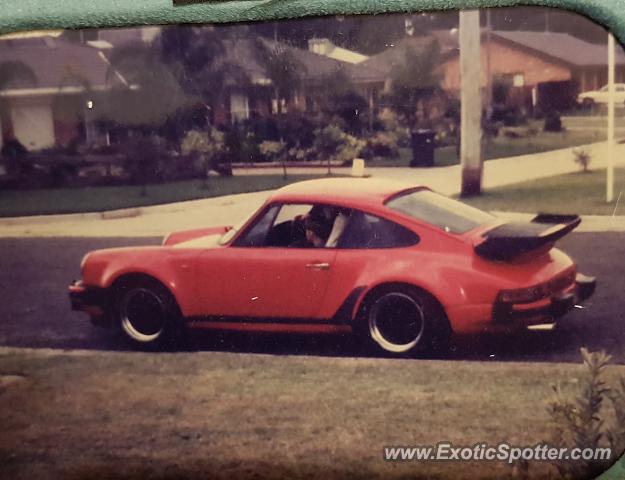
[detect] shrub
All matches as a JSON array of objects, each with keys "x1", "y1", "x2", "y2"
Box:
[
  {"x1": 180, "y1": 128, "x2": 229, "y2": 181},
  {"x1": 544, "y1": 110, "x2": 563, "y2": 132},
  {"x1": 312, "y1": 124, "x2": 365, "y2": 172},
  {"x1": 364, "y1": 131, "x2": 400, "y2": 158},
  {"x1": 573, "y1": 149, "x2": 592, "y2": 173},
  {"x1": 274, "y1": 113, "x2": 319, "y2": 149},
  {"x1": 224, "y1": 125, "x2": 261, "y2": 165},
  {"x1": 547, "y1": 348, "x2": 625, "y2": 479},
  {"x1": 377, "y1": 109, "x2": 411, "y2": 147},
  {"x1": 259, "y1": 140, "x2": 287, "y2": 162},
  {"x1": 122, "y1": 136, "x2": 165, "y2": 195},
  {"x1": 327, "y1": 91, "x2": 368, "y2": 135}
]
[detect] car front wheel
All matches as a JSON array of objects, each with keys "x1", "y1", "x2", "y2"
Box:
[
  {"x1": 114, "y1": 280, "x2": 182, "y2": 348},
  {"x1": 361, "y1": 287, "x2": 450, "y2": 357}
]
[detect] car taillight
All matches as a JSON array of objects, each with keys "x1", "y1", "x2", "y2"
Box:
[
  {"x1": 498, "y1": 285, "x2": 548, "y2": 304},
  {"x1": 497, "y1": 269, "x2": 576, "y2": 305}
]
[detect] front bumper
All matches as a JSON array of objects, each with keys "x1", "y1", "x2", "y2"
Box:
[
  {"x1": 69, "y1": 280, "x2": 109, "y2": 324},
  {"x1": 493, "y1": 273, "x2": 596, "y2": 327}
]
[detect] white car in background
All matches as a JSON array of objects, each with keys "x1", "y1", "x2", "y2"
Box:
[{"x1": 578, "y1": 84, "x2": 625, "y2": 107}]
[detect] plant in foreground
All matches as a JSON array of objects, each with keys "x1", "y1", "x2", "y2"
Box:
[{"x1": 546, "y1": 348, "x2": 625, "y2": 479}]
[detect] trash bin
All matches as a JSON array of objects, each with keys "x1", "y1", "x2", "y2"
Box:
[{"x1": 410, "y1": 129, "x2": 436, "y2": 167}]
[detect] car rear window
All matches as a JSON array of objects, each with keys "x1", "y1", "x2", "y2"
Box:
[{"x1": 386, "y1": 190, "x2": 494, "y2": 234}]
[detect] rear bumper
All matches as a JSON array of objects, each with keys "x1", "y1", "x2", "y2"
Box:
[
  {"x1": 68, "y1": 280, "x2": 109, "y2": 324},
  {"x1": 493, "y1": 273, "x2": 596, "y2": 326}
]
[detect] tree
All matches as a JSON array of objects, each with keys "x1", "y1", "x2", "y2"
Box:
[
  {"x1": 254, "y1": 39, "x2": 306, "y2": 114},
  {"x1": 158, "y1": 25, "x2": 250, "y2": 136},
  {"x1": 318, "y1": 68, "x2": 368, "y2": 135},
  {"x1": 101, "y1": 42, "x2": 192, "y2": 134},
  {"x1": 384, "y1": 41, "x2": 443, "y2": 130}
]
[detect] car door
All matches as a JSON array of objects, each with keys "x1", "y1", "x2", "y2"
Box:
[{"x1": 196, "y1": 203, "x2": 337, "y2": 320}]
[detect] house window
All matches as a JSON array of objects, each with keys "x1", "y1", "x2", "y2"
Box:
[
  {"x1": 271, "y1": 98, "x2": 288, "y2": 114},
  {"x1": 230, "y1": 93, "x2": 249, "y2": 122}
]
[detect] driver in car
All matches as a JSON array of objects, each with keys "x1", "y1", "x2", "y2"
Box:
[{"x1": 290, "y1": 216, "x2": 329, "y2": 248}]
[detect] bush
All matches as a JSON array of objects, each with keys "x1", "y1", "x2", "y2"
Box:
[
  {"x1": 313, "y1": 124, "x2": 365, "y2": 164},
  {"x1": 259, "y1": 140, "x2": 287, "y2": 162},
  {"x1": 364, "y1": 131, "x2": 400, "y2": 158},
  {"x1": 573, "y1": 149, "x2": 592, "y2": 173},
  {"x1": 121, "y1": 136, "x2": 165, "y2": 194},
  {"x1": 377, "y1": 109, "x2": 411, "y2": 147},
  {"x1": 544, "y1": 110, "x2": 563, "y2": 132},
  {"x1": 547, "y1": 348, "x2": 625, "y2": 479},
  {"x1": 327, "y1": 91, "x2": 368, "y2": 135},
  {"x1": 224, "y1": 125, "x2": 261, "y2": 164},
  {"x1": 275, "y1": 113, "x2": 321, "y2": 149}
]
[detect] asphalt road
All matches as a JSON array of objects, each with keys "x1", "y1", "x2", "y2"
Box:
[{"x1": 0, "y1": 234, "x2": 623, "y2": 363}]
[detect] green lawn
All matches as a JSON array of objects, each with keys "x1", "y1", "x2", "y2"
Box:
[
  {"x1": 1, "y1": 349, "x2": 623, "y2": 479},
  {"x1": 0, "y1": 174, "x2": 333, "y2": 217},
  {"x1": 368, "y1": 126, "x2": 609, "y2": 168},
  {"x1": 460, "y1": 168, "x2": 625, "y2": 216}
]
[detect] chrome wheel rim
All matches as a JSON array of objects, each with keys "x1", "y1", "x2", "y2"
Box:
[
  {"x1": 368, "y1": 292, "x2": 425, "y2": 353},
  {"x1": 120, "y1": 288, "x2": 166, "y2": 343}
]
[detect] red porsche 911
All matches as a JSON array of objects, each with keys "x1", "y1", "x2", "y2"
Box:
[{"x1": 69, "y1": 178, "x2": 595, "y2": 356}]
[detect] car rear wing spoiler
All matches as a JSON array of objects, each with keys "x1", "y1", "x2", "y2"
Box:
[{"x1": 475, "y1": 214, "x2": 581, "y2": 261}]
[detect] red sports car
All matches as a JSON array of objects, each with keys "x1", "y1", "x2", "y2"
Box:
[{"x1": 69, "y1": 178, "x2": 595, "y2": 355}]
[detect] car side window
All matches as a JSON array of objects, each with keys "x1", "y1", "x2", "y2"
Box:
[
  {"x1": 337, "y1": 211, "x2": 419, "y2": 249},
  {"x1": 233, "y1": 205, "x2": 279, "y2": 247}
]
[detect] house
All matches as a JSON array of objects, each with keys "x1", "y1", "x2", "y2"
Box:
[
  {"x1": 0, "y1": 33, "x2": 117, "y2": 151},
  {"x1": 211, "y1": 38, "x2": 386, "y2": 125},
  {"x1": 361, "y1": 29, "x2": 625, "y2": 113}
]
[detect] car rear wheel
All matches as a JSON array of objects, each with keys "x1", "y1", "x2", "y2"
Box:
[
  {"x1": 360, "y1": 287, "x2": 450, "y2": 357},
  {"x1": 114, "y1": 279, "x2": 182, "y2": 349},
  {"x1": 582, "y1": 98, "x2": 594, "y2": 108}
]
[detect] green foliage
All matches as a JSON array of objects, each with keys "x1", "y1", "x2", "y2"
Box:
[
  {"x1": 181, "y1": 129, "x2": 225, "y2": 159},
  {"x1": 364, "y1": 131, "x2": 399, "y2": 158},
  {"x1": 573, "y1": 149, "x2": 592, "y2": 173},
  {"x1": 181, "y1": 129, "x2": 227, "y2": 183},
  {"x1": 547, "y1": 348, "x2": 625, "y2": 479},
  {"x1": 259, "y1": 140, "x2": 287, "y2": 162},
  {"x1": 385, "y1": 41, "x2": 443, "y2": 129},
  {"x1": 313, "y1": 124, "x2": 365, "y2": 165},
  {"x1": 254, "y1": 39, "x2": 306, "y2": 113},
  {"x1": 122, "y1": 136, "x2": 166, "y2": 195},
  {"x1": 100, "y1": 43, "x2": 194, "y2": 129}
]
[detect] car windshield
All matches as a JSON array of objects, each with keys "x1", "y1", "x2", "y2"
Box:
[{"x1": 386, "y1": 189, "x2": 495, "y2": 234}]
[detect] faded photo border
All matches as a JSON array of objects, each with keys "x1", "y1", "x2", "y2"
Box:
[{"x1": 0, "y1": 0, "x2": 624, "y2": 479}]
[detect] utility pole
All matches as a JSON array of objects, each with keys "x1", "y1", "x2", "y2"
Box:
[
  {"x1": 485, "y1": 9, "x2": 493, "y2": 114},
  {"x1": 607, "y1": 32, "x2": 615, "y2": 203},
  {"x1": 460, "y1": 10, "x2": 483, "y2": 197}
]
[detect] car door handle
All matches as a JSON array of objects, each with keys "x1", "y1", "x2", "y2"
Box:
[{"x1": 306, "y1": 262, "x2": 330, "y2": 270}]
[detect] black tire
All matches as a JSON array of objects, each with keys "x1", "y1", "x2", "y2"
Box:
[
  {"x1": 357, "y1": 286, "x2": 451, "y2": 358},
  {"x1": 112, "y1": 278, "x2": 183, "y2": 349},
  {"x1": 582, "y1": 98, "x2": 594, "y2": 109}
]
